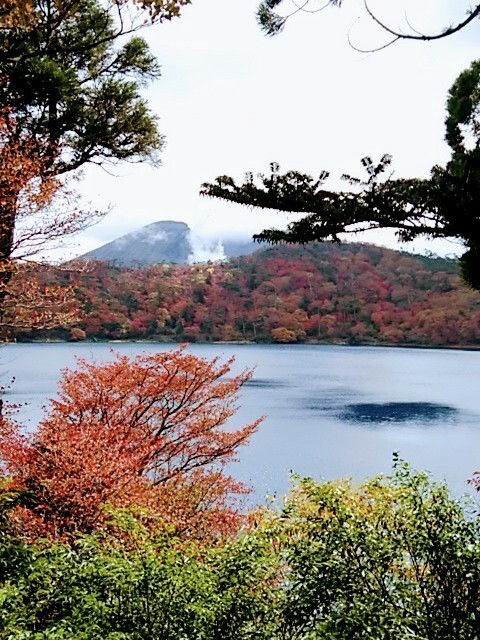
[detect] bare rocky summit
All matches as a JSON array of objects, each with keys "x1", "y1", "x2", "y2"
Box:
[{"x1": 80, "y1": 220, "x2": 261, "y2": 266}]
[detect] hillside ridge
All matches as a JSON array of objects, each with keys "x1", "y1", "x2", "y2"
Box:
[{"x1": 23, "y1": 241, "x2": 480, "y2": 348}]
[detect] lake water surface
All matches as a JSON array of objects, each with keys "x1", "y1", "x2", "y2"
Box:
[{"x1": 3, "y1": 343, "x2": 480, "y2": 500}]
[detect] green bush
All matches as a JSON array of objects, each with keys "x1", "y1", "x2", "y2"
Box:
[
  {"x1": 1, "y1": 464, "x2": 480, "y2": 639},
  {"x1": 268, "y1": 461, "x2": 480, "y2": 640},
  {"x1": 0, "y1": 514, "x2": 277, "y2": 639}
]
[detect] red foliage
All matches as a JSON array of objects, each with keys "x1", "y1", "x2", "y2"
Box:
[
  {"x1": 0, "y1": 347, "x2": 261, "y2": 540},
  {"x1": 30, "y1": 243, "x2": 480, "y2": 347}
]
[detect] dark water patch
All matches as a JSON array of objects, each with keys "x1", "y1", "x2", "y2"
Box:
[
  {"x1": 244, "y1": 378, "x2": 287, "y2": 389},
  {"x1": 341, "y1": 402, "x2": 459, "y2": 425}
]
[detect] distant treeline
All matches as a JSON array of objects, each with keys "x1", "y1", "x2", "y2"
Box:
[{"x1": 21, "y1": 243, "x2": 480, "y2": 346}]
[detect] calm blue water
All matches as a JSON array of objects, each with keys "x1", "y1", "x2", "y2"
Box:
[{"x1": 3, "y1": 343, "x2": 480, "y2": 499}]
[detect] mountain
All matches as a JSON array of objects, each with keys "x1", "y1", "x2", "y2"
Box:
[{"x1": 80, "y1": 220, "x2": 262, "y2": 266}]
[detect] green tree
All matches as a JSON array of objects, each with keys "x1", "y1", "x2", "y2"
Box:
[
  {"x1": 2, "y1": 465, "x2": 480, "y2": 639},
  {"x1": 265, "y1": 462, "x2": 480, "y2": 640},
  {"x1": 201, "y1": 59, "x2": 480, "y2": 290},
  {"x1": 0, "y1": 0, "x2": 164, "y2": 309}
]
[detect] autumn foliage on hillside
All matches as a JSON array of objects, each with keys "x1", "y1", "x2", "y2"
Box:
[
  {"x1": 0, "y1": 348, "x2": 260, "y2": 540},
  {"x1": 26, "y1": 243, "x2": 480, "y2": 347}
]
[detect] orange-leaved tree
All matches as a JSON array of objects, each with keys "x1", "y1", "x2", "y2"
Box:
[
  {"x1": 0, "y1": 114, "x2": 101, "y2": 337},
  {"x1": 0, "y1": 347, "x2": 261, "y2": 540},
  {"x1": 0, "y1": 113, "x2": 56, "y2": 303}
]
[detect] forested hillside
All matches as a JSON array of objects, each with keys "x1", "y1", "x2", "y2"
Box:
[{"x1": 22, "y1": 243, "x2": 480, "y2": 346}]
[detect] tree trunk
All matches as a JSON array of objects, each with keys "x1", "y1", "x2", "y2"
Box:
[{"x1": 0, "y1": 188, "x2": 18, "y2": 336}]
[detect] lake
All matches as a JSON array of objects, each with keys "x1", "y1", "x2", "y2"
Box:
[{"x1": 2, "y1": 342, "x2": 480, "y2": 500}]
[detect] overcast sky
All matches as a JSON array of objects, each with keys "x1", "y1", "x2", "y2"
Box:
[{"x1": 53, "y1": 0, "x2": 480, "y2": 260}]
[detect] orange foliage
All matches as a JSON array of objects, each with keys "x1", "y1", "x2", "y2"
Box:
[
  {"x1": 0, "y1": 115, "x2": 103, "y2": 263},
  {"x1": 0, "y1": 0, "x2": 190, "y2": 29},
  {"x1": 0, "y1": 263, "x2": 79, "y2": 336},
  {"x1": 0, "y1": 0, "x2": 34, "y2": 27},
  {"x1": 0, "y1": 347, "x2": 261, "y2": 540},
  {"x1": 0, "y1": 114, "x2": 102, "y2": 335},
  {"x1": 271, "y1": 327, "x2": 297, "y2": 343},
  {"x1": 0, "y1": 113, "x2": 57, "y2": 215},
  {"x1": 51, "y1": 244, "x2": 480, "y2": 348}
]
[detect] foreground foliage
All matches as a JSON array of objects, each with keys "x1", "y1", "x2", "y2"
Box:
[
  {"x1": 0, "y1": 116, "x2": 99, "y2": 338},
  {"x1": 272, "y1": 463, "x2": 480, "y2": 640},
  {"x1": 1, "y1": 463, "x2": 480, "y2": 639},
  {"x1": 0, "y1": 0, "x2": 191, "y2": 30},
  {"x1": 0, "y1": 518, "x2": 277, "y2": 639},
  {"x1": 0, "y1": 0, "x2": 164, "y2": 331},
  {"x1": 0, "y1": 348, "x2": 260, "y2": 540}
]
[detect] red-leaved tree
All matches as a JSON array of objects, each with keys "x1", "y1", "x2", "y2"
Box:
[{"x1": 0, "y1": 347, "x2": 261, "y2": 540}]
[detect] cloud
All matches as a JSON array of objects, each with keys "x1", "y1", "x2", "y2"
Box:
[{"x1": 138, "y1": 229, "x2": 167, "y2": 245}]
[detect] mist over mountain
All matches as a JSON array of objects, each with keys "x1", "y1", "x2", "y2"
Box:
[{"x1": 80, "y1": 220, "x2": 262, "y2": 266}]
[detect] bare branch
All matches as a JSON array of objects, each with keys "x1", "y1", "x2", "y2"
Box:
[
  {"x1": 363, "y1": 0, "x2": 480, "y2": 43},
  {"x1": 259, "y1": 0, "x2": 480, "y2": 46}
]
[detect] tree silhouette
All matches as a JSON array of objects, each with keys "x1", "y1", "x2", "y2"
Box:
[{"x1": 201, "y1": 60, "x2": 480, "y2": 290}]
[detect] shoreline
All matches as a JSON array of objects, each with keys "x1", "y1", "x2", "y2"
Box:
[{"x1": 6, "y1": 338, "x2": 480, "y2": 352}]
